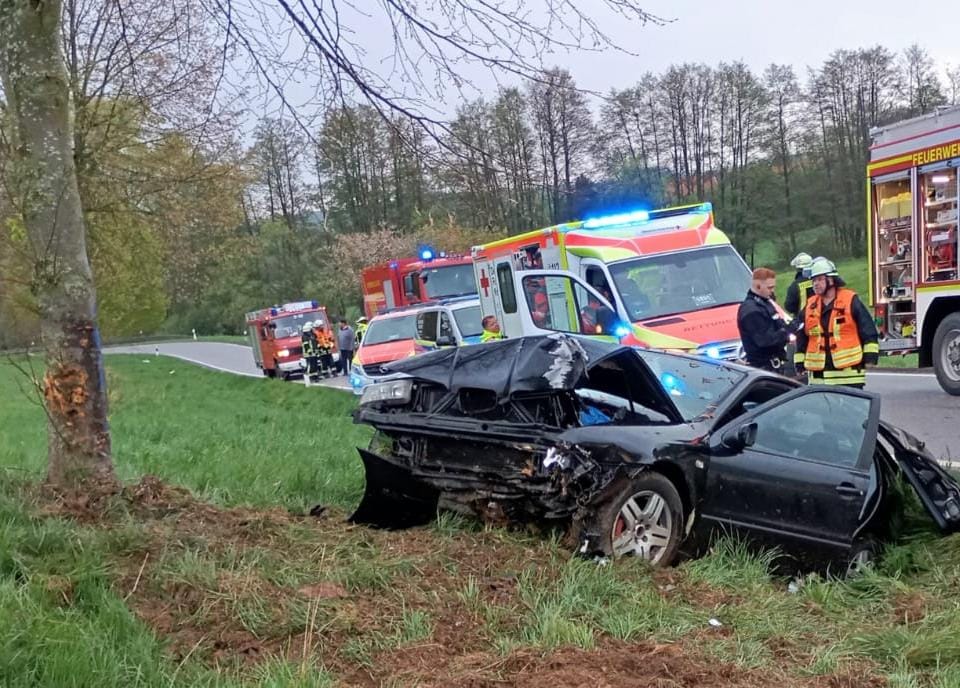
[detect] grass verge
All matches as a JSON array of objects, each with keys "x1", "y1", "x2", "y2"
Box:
[{"x1": 2, "y1": 357, "x2": 960, "y2": 687}]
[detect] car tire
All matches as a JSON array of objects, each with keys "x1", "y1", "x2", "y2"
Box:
[
  {"x1": 844, "y1": 537, "x2": 879, "y2": 579},
  {"x1": 932, "y1": 313, "x2": 960, "y2": 396},
  {"x1": 593, "y1": 472, "x2": 684, "y2": 567}
]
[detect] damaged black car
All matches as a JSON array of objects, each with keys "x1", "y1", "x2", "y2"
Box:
[{"x1": 351, "y1": 335, "x2": 960, "y2": 571}]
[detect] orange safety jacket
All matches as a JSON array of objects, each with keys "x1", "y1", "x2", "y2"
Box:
[{"x1": 803, "y1": 288, "x2": 863, "y2": 371}]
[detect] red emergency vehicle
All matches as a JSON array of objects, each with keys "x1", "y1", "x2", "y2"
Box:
[
  {"x1": 471, "y1": 203, "x2": 753, "y2": 359},
  {"x1": 245, "y1": 301, "x2": 336, "y2": 379},
  {"x1": 360, "y1": 250, "x2": 477, "y2": 318}
]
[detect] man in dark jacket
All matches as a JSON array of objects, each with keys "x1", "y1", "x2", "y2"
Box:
[
  {"x1": 737, "y1": 267, "x2": 790, "y2": 373},
  {"x1": 337, "y1": 319, "x2": 355, "y2": 376}
]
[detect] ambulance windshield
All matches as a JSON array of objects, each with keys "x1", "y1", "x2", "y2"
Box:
[
  {"x1": 422, "y1": 264, "x2": 478, "y2": 299},
  {"x1": 608, "y1": 245, "x2": 750, "y2": 322}
]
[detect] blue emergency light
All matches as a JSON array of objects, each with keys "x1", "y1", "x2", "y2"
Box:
[
  {"x1": 613, "y1": 324, "x2": 631, "y2": 338},
  {"x1": 705, "y1": 346, "x2": 721, "y2": 359},
  {"x1": 583, "y1": 209, "x2": 650, "y2": 230},
  {"x1": 419, "y1": 246, "x2": 435, "y2": 261}
]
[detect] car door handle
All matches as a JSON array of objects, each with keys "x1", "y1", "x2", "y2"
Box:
[{"x1": 835, "y1": 483, "x2": 864, "y2": 498}]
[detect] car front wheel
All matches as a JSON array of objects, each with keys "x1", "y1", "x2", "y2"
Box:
[{"x1": 595, "y1": 473, "x2": 684, "y2": 567}]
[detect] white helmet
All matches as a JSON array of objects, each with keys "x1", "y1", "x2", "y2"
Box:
[
  {"x1": 790, "y1": 252, "x2": 813, "y2": 270},
  {"x1": 301, "y1": 323, "x2": 312, "y2": 333},
  {"x1": 807, "y1": 257, "x2": 838, "y2": 279}
]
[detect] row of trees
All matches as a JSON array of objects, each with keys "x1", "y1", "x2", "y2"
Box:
[{"x1": 5, "y1": 38, "x2": 958, "y2": 349}]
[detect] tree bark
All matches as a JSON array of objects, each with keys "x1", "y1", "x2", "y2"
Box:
[{"x1": 0, "y1": 0, "x2": 115, "y2": 488}]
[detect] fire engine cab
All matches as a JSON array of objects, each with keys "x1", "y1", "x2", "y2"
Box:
[
  {"x1": 361, "y1": 249, "x2": 477, "y2": 318},
  {"x1": 245, "y1": 301, "x2": 336, "y2": 379},
  {"x1": 471, "y1": 202, "x2": 752, "y2": 359},
  {"x1": 868, "y1": 105, "x2": 960, "y2": 394}
]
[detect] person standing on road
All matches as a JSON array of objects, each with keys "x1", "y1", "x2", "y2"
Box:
[
  {"x1": 301, "y1": 323, "x2": 319, "y2": 383},
  {"x1": 480, "y1": 315, "x2": 505, "y2": 342},
  {"x1": 355, "y1": 316, "x2": 368, "y2": 348},
  {"x1": 337, "y1": 319, "x2": 355, "y2": 376},
  {"x1": 737, "y1": 267, "x2": 791, "y2": 373},
  {"x1": 784, "y1": 252, "x2": 815, "y2": 323},
  {"x1": 794, "y1": 258, "x2": 879, "y2": 389}
]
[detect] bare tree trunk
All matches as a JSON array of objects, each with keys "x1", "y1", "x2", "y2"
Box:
[{"x1": 0, "y1": 0, "x2": 115, "y2": 489}]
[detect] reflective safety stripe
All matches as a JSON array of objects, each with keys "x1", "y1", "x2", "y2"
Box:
[
  {"x1": 832, "y1": 344, "x2": 864, "y2": 368},
  {"x1": 809, "y1": 368, "x2": 867, "y2": 386},
  {"x1": 794, "y1": 351, "x2": 806, "y2": 364},
  {"x1": 803, "y1": 289, "x2": 863, "y2": 371},
  {"x1": 798, "y1": 279, "x2": 813, "y2": 311},
  {"x1": 863, "y1": 341, "x2": 880, "y2": 354}
]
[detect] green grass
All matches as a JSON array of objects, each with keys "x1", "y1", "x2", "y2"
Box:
[
  {"x1": 3, "y1": 356, "x2": 960, "y2": 686},
  {"x1": 0, "y1": 356, "x2": 368, "y2": 512}
]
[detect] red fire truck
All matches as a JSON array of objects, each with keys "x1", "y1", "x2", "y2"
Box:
[
  {"x1": 360, "y1": 249, "x2": 477, "y2": 318},
  {"x1": 245, "y1": 301, "x2": 336, "y2": 379},
  {"x1": 868, "y1": 105, "x2": 960, "y2": 394}
]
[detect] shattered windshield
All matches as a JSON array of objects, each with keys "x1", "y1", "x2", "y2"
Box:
[
  {"x1": 422, "y1": 264, "x2": 478, "y2": 298},
  {"x1": 608, "y1": 245, "x2": 751, "y2": 321},
  {"x1": 637, "y1": 351, "x2": 745, "y2": 421}
]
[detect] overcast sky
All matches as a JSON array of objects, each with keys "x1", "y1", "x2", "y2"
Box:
[{"x1": 556, "y1": 0, "x2": 960, "y2": 92}]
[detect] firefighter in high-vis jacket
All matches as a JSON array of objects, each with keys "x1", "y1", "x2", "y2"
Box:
[
  {"x1": 794, "y1": 258, "x2": 879, "y2": 388},
  {"x1": 784, "y1": 252, "x2": 814, "y2": 323},
  {"x1": 355, "y1": 317, "x2": 368, "y2": 348},
  {"x1": 301, "y1": 323, "x2": 320, "y2": 382}
]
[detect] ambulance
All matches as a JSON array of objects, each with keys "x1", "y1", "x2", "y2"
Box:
[
  {"x1": 471, "y1": 202, "x2": 752, "y2": 359},
  {"x1": 867, "y1": 104, "x2": 960, "y2": 395}
]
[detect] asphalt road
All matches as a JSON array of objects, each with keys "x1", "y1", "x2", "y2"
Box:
[
  {"x1": 105, "y1": 341, "x2": 352, "y2": 390},
  {"x1": 105, "y1": 342, "x2": 959, "y2": 461}
]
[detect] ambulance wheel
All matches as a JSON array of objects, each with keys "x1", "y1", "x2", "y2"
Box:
[{"x1": 933, "y1": 313, "x2": 960, "y2": 396}]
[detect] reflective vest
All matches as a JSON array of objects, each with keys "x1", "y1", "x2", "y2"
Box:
[
  {"x1": 355, "y1": 323, "x2": 367, "y2": 347},
  {"x1": 480, "y1": 329, "x2": 504, "y2": 343},
  {"x1": 797, "y1": 278, "x2": 813, "y2": 313},
  {"x1": 803, "y1": 289, "x2": 863, "y2": 371}
]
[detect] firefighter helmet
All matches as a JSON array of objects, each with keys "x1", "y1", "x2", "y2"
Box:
[
  {"x1": 790, "y1": 252, "x2": 813, "y2": 270},
  {"x1": 357, "y1": 316, "x2": 368, "y2": 324},
  {"x1": 302, "y1": 323, "x2": 313, "y2": 333},
  {"x1": 807, "y1": 257, "x2": 838, "y2": 279}
]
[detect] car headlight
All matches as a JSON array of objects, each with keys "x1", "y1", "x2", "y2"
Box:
[
  {"x1": 360, "y1": 378, "x2": 413, "y2": 406},
  {"x1": 352, "y1": 363, "x2": 365, "y2": 376},
  {"x1": 277, "y1": 348, "x2": 291, "y2": 357}
]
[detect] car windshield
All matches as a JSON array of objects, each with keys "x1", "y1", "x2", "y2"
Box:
[
  {"x1": 452, "y1": 305, "x2": 483, "y2": 337},
  {"x1": 637, "y1": 350, "x2": 745, "y2": 420},
  {"x1": 608, "y1": 245, "x2": 750, "y2": 322},
  {"x1": 271, "y1": 313, "x2": 317, "y2": 339},
  {"x1": 363, "y1": 314, "x2": 418, "y2": 346},
  {"x1": 422, "y1": 264, "x2": 477, "y2": 299}
]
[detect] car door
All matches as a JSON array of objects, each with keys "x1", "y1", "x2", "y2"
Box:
[
  {"x1": 703, "y1": 386, "x2": 881, "y2": 553},
  {"x1": 415, "y1": 309, "x2": 439, "y2": 347},
  {"x1": 511, "y1": 269, "x2": 624, "y2": 339}
]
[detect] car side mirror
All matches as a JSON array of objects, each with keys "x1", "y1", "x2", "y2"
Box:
[
  {"x1": 722, "y1": 421, "x2": 758, "y2": 451},
  {"x1": 436, "y1": 335, "x2": 455, "y2": 347}
]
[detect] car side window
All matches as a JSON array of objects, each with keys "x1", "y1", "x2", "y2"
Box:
[
  {"x1": 521, "y1": 275, "x2": 605, "y2": 335},
  {"x1": 585, "y1": 266, "x2": 614, "y2": 303},
  {"x1": 439, "y1": 311, "x2": 454, "y2": 339},
  {"x1": 749, "y1": 392, "x2": 870, "y2": 468},
  {"x1": 416, "y1": 310, "x2": 439, "y2": 342}
]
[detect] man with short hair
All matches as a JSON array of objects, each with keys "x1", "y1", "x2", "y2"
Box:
[
  {"x1": 480, "y1": 315, "x2": 505, "y2": 342},
  {"x1": 337, "y1": 318, "x2": 355, "y2": 376},
  {"x1": 795, "y1": 258, "x2": 879, "y2": 388},
  {"x1": 737, "y1": 267, "x2": 790, "y2": 373}
]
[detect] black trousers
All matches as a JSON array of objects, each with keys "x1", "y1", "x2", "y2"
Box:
[{"x1": 339, "y1": 349, "x2": 354, "y2": 374}]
